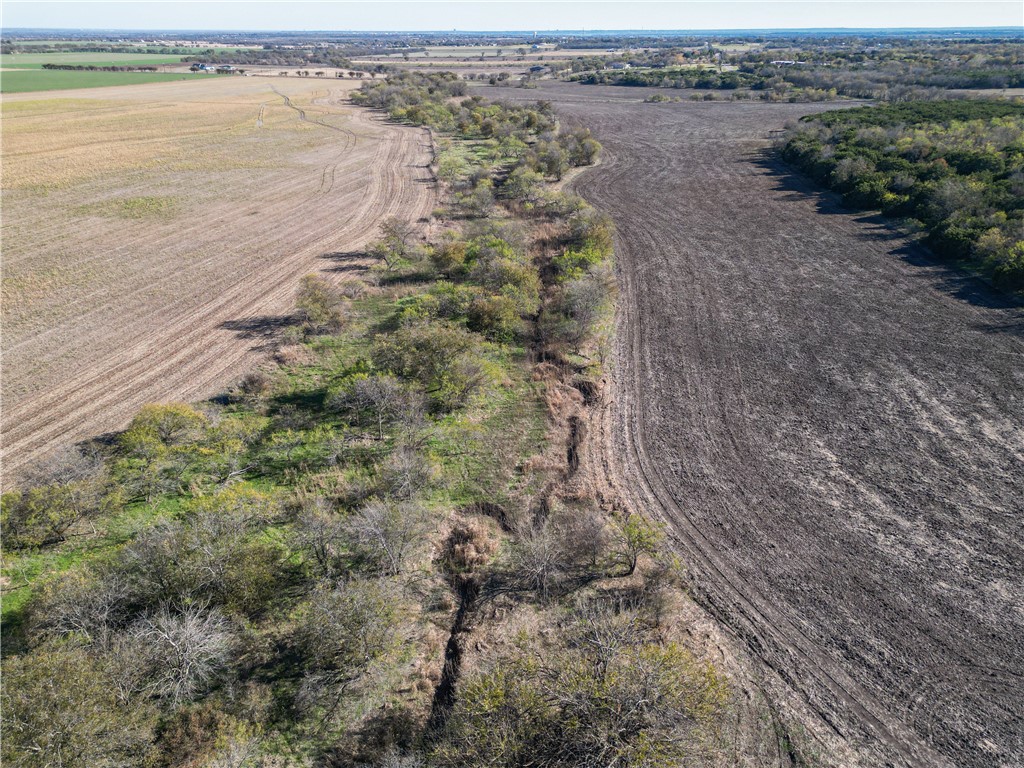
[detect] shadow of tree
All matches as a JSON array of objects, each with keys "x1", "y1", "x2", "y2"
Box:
[
  {"x1": 750, "y1": 149, "x2": 1024, "y2": 328},
  {"x1": 320, "y1": 250, "x2": 369, "y2": 275},
  {"x1": 221, "y1": 314, "x2": 299, "y2": 351}
]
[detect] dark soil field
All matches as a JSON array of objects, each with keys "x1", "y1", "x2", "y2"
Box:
[{"x1": 503, "y1": 83, "x2": 1024, "y2": 767}]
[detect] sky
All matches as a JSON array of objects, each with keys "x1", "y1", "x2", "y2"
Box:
[{"x1": 2, "y1": 0, "x2": 1021, "y2": 33}]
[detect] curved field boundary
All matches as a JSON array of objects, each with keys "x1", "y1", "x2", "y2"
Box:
[
  {"x1": 516, "y1": 83, "x2": 1024, "y2": 767},
  {"x1": 1, "y1": 80, "x2": 437, "y2": 479}
]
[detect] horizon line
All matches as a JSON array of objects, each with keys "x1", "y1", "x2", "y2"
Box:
[{"x1": 5, "y1": 25, "x2": 1022, "y2": 33}]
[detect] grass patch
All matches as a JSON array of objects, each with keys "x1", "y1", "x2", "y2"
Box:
[
  {"x1": 0, "y1": 52, "x2": 186, "y2": 69},
  {"x1": 0, "y1": 69, "x2": 199, "y2": 93},
  {"x1": 75, "y1": 195, "x2": 180, "y2": 220}
]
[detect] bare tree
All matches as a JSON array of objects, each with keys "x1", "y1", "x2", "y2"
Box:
[
  {"x1": 345, "y1": 498, "x2": 428, "y2": 575},
  {"x1": 28, "y1": 569, "x2": 133, "y2": 647},
  {"x1": 508, "y1": 523, "x2": 564, "y2": 599},
  {"x1": 132, "y1": 604, "x2": 234, "y2": 707},
  {"x1": 20, "y1": 445, "x2": 104, "y2": 489},
  {"x1": 295, "y1": 580, "x2": 398, "y2": 712},
  {"x1": 380, "y1": 445, "x2": 435, "y2": 500},
  {"x1": 293, "y1": 498, "x2": 347, "y2": 578},
  {"x1": 332, "y1": 374, "x2": 424, "y2": 439}
]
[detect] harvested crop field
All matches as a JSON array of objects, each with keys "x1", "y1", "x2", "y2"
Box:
[
  {"x1": 1, "y1": 76, "x2": 436, "y2": 479},
  {"x1": 504, "y1": 83, "x2": 1024, "y2": 767}
]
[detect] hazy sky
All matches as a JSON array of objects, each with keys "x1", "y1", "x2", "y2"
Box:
[{"x1": 3, "y1": 1, "x2": 1022, "y2": 32}]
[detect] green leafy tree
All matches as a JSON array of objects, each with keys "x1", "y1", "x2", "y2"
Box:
[
  {"x1": 296, "y1": 274, "x2": 346, "y2": 334},
  {"x1": 372, "y1": 322, "x2": 488, "y2": 412}
]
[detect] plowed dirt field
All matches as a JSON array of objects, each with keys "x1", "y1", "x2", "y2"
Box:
[
  {"x1": 1, "y1": 77, "x2": 436, "y2": 480},
  {"x1": 507, "y1": 83, "x2": 1024, "y2": 767}
]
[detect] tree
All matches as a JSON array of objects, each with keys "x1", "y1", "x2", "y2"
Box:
[
  {"x1": 372, "y1": 322, "x2": 487, "y2": 412},
  {"x1": 1, "y1": 643, "x2": 157, "y2": 768},
  {"x1": 467, "y1": 294, "x2": 523, "y2": 341},
  {"x1": 430, "y1": 238, "x2": 469, "y2": 276},
  {"x1": 122, "y1": 403, "x2": 208, "y2": 451},
  {"x1": 345, "y1": 498, "x2": 428, "y2": 575},
  {"x1": 368, "y1": 237, "x2": 404, "y2": 272},
  {"x1": 131, "y1": 605, "x2": 235, "y2": 707},
  {"x1": 560, "y1": 267, "x2": 614, "y2": 351},
  {"x1": 370, "y1": 216, "x2": 422, "y2": 271},
  {"x1": 331, "y1": 374, "x2": 424, "y2": 439},
  {"x1": 295, "y1": 580, "x2": 399, "y2": 709},
  {"x1": 612, "y1": 514, "x2": 663, "y2": 576},
  {"x1": 296, "y1": 274, "x2": 345, "y2": 334},
  {"x1": 1, "y1": 447, "x2": 121, "y2": 549}
]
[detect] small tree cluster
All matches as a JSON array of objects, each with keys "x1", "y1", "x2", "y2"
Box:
[{"x1": 296, "y1": 274, "x2": 346, "y2": 334}]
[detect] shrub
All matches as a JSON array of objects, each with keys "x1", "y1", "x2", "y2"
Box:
[
  {"x1": 437, "y1": 520, "x2": 496, "y2": 581},
  {"x1": 467, "y1": 294, "x2": 524, "y2": 341},
  {"x1": 1, "y1": 643, "x2": 157, "y2": 768},
  {"x1": 435, "y1": 607, "x2": 729, "y2": 768},
  {"x1": 372, "y1": 322, "x2": 488, "y2": 412},
  {"x1": 294, "y1": 579, "x2": 400, "y2": 705},
  {"x1": 296, "y1": 274, "x2": 346, "y2": 334}
]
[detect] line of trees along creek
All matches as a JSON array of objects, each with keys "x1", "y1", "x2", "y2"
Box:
[
  {"x1": 2, "y1": 72, "x2": 736, "y2": 767},
  {"x1": 782, "y1": 100, "x2": 1024, "y2": 290}
]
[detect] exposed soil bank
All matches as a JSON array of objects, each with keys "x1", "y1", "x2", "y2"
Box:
[{"x1": 499, "y1": 82, "x2": 1024, "y2": 768}]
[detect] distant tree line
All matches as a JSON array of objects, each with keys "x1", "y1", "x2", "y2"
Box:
[
  {"x1": 40, "y1": 63, "x2": 160, "y2": 72},
  {"x1": 565, "y1": 39, "x2": 1024, "y2": 102}
]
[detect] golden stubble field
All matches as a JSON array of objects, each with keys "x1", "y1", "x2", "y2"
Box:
[{"x1": 1, "y1": 76, "x2": 437, "y2": 478}]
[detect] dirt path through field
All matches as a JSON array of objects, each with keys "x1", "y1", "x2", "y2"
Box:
[
  {"x1": 503, "y1": 83, "x2": 1024, "y2": 767},
  {"x1": 1, "y1": 78, "x2": 436, "y2": 479}
]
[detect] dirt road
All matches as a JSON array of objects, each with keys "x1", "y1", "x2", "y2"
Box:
[
  {"x1": 508, "y1": 83, "x2": 1024, "y2": 767},
  {"x1": 1, "y1": 78, "x2": 436, "y2": 480}
]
